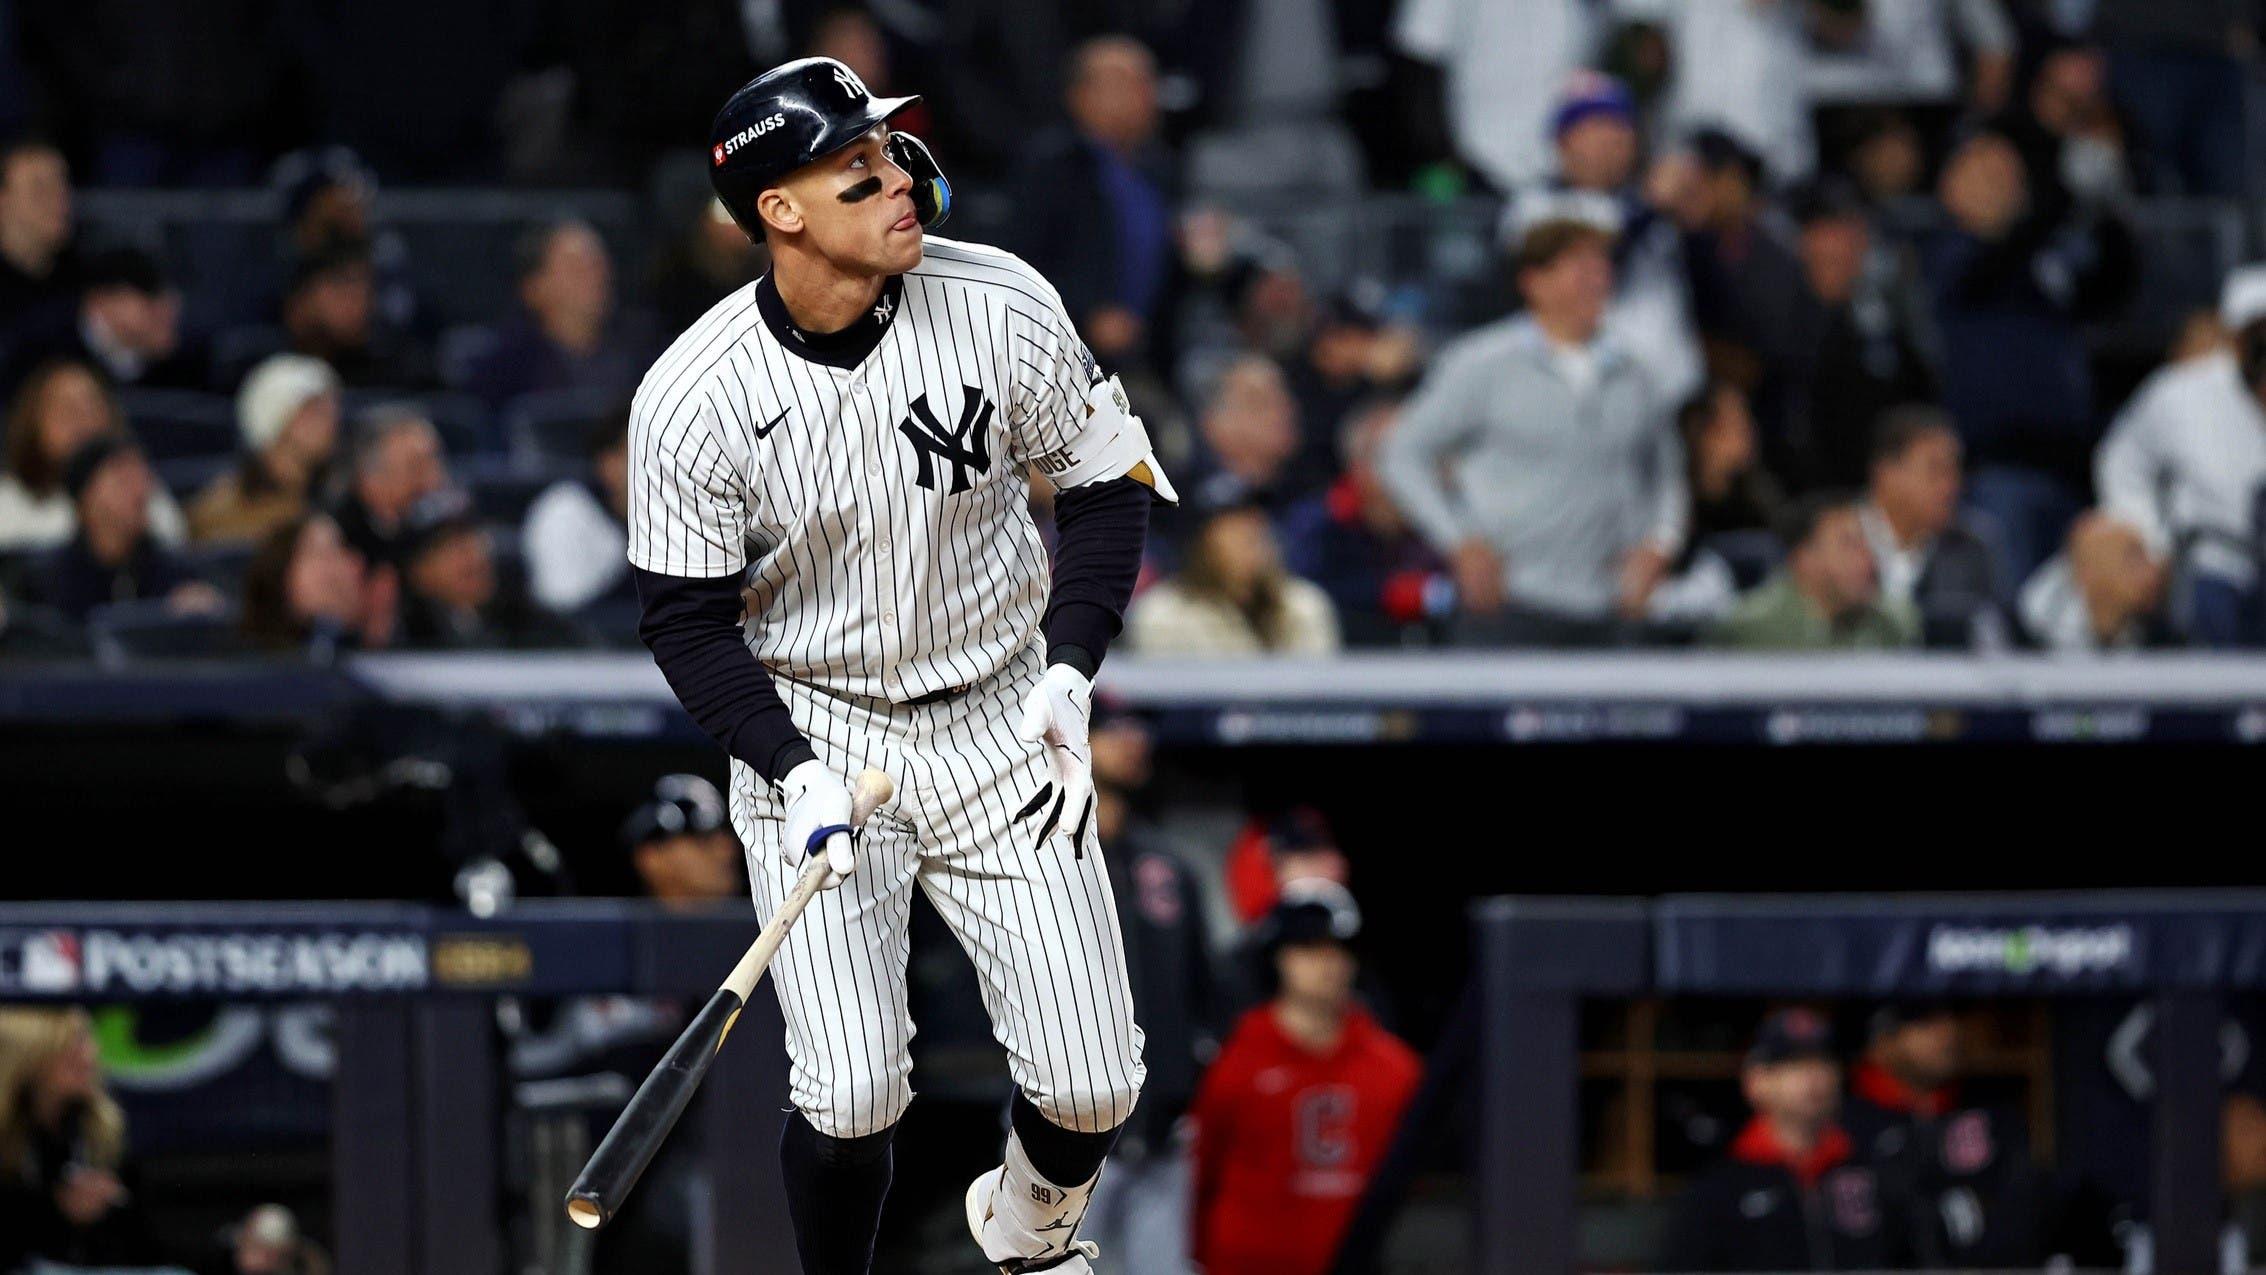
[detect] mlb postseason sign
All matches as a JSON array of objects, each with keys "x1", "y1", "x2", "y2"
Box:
[{"x1": 0, "y1": 924, "x2": 429, "y2": 999}]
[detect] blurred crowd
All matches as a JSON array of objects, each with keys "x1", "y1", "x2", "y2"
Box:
[{"x1": 0, "y1": 2, "x2": 2260, "y2": 660}]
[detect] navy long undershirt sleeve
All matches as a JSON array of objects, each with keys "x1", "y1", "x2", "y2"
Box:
[
  {"x1": 1040, "y1": 476, "x2": 1152, "y2": 677},
  {"x1": 632, "y1": 475, "x2": 1151, "y2": 781},
  {"x1": 633, "y1": 568, "x2": 816, "y2": 785}
]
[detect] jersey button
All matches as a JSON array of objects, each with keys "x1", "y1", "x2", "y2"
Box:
[
  {"x1": 878, "y1": 538, "x2": 892, "y2": 553},
  {"x1": 882, "y1": 610, "x2": 896, "y2": 624}
]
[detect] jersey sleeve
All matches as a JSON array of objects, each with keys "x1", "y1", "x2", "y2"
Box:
[
  {"x1": 626, "y1": 386, "x2": 751, "y2": 579},
  {"x1": 1009, "y1": 294, "x2": 1178, "y2": 503}
]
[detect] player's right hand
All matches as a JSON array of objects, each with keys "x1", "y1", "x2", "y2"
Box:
[{"x1": 778, "y1": 760, "x2": 856, "y2": 890}]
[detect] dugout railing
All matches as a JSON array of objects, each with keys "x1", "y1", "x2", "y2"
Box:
[
  {"x1": 0, "y1": 900, "x2": 802, "y2": 1275},
  {"x1": 8, "y1": 893, "x2": 2260, "y2": 1274},
  {"x1": 1456, "y1": 892, "x2": 2266, "y2": 1275}
]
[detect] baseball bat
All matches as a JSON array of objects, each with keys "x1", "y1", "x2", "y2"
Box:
[{"x1": 564, "y1": 767, "x2": 895, "y2": 1230}]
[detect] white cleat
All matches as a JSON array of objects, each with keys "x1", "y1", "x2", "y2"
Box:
[{"x1": 965, "y1": 1166, "x2": 1099, "y2": 1273}]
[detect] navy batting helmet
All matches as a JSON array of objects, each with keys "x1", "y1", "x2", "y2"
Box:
[
  {"x1": 618, "y1": 773, "x2": 728, "y2": 852},
  {"x1": 708, "y1": 57, "x2": 951, "y2": 239}
]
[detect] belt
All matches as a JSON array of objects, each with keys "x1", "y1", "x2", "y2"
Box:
[{"x1": 903, "y1": 683, "x2": 973, "y2": 707}]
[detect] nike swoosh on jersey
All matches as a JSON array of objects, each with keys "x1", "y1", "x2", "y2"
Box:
[{"x1": 754, "y1": 409, "x2": 789, "y2": 438}]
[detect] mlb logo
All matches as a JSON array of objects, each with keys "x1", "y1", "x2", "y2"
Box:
[
  {"x1": 0, "y1": 930, "x2": 82, "y2": 994},
  {"x1": 712, "y1": 143, "x2": 726, "y2": 167}
]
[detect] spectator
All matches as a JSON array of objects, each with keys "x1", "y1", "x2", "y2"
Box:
[
  {"x1": 1674, "y1": 130, "x2": 1810, "y2": 434},
  {"x1": 1277, "y1": 399, "x2": 1453, "y2": 646},
  {"x1": 1861, "y1": 406, "x2": 2001, "y2": 648},
  {"x1": 1392, "y1": 0, "x2": 1608, "y2": 191},
  {"x1": 1081, "y1": 715, "x2": 1220, "y2": 1275},
  {"x1": 188, "y1": 354, "x2": 343, "y2": 546},
  {"x1": 1779, "y1": 179, "x2": 1937, "y2": 492},
  {"x1": 0, "y1": 136, "x2": 77, "y2": 335},
  {"x1": 5, "y1": 246, "x2": 202, "y2": 395},
  {"x1": 1638, "y1": 0, "x2": 1819, "y2": 183},
  {"x1": 270, "y1": 146, "x2": 420, "y2": 334},
  {"x1": 2017, "y1": 510, "x2": 2169, "y2": 652},
  {"x1": 523, "y1": 411, "x2": 632, "y2": 617},
  {"x1": 1509, "y1": 72, "x2": 1705, "y2": 407},
  {"x1": 279, "y1": 238, "x2": 434, "y2": 389},
  {"x1": 200, "y1": 1203, "x2": 330, "y2": 1275},
  {"x1": 1682, "y1": 382, "x2": 1784, "y2": 543},
  {"x1": 1224, "y1": 805, "x2": 1353, "y2": 928},
  {"x1": 1922, "y1": 122, "x2": 2127, "y2": 586},
  {"x1": 1124, "y1": 485, "x2": 1339, "y2": 656},
  {"x1": 1381, "y1": 218, "x2": 1686, "y2": 647},
  {"x1": 1190, "y1": 880, "x2": 1419, "y2": 1275},
  {"x1": 2094, "y1": 266, "x2": 2266, "y2": 647},
  {"x1": 645, "y1": 169, "x2": 763, "y2": 336},
  {"x1": 1662, "y1": 1008, "x2": 1913, "y2": 1271},
  {"x1": 0, "y1": 359, "x2": 186, "y2": 553},
  {"x1": 239, "y1": 512, "x2": 397, "y2": 655},
  {"x1": 1184, "y1": 354, "x2": 1305, "y2": 513},
  {"x1": 1284, "y1": 288, "x2": 1423, "y2": 488},
  {"x1": 37, "y1": 434, "x2": 223, "y2": 623},
  {"x1": 397, "y1": 488, "x2": 581, "y2": 649},
  {"x1": 0, "y1": 1006, "x2": 163, "y2": 1271},
  {"x1": 1710, "y1": 493, "x2": 1918, "y2": 650},
  {"x1": 330, "y1": 406, "x2": 450, "y2": 568},
  {"x1": 1010, "y1": 36, "x2": 1176, "y2": 374},
  {"x1": 620, "y1": 773, "x2": 742, "y2": 906},
  {"x1": 1844, "y1": 109, "x2": 1931, "y2": 208},
  {"x1": 2009, "y1": 36, "x2": 2136, "y2": 213},
  {"x1": 1843, "y1": 1002, "x2": 2055, "y2": 1267},
  {"x1": 1648, "y1": 384, "x2": 1781, "y2": 630},
  {"x1": 465, "y1": 220, "x2": 653, "y2": 413}
]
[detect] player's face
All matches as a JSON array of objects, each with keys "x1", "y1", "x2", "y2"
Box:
[
  {"x1": 1745, "y1": 1057, "x2": 1840, "y2": 1130},
  {"x1": 783, "y1": 127, "x2": 923, "y2": 276},
  {"x1": 1889, "y1": 1016, "x2": 1962, "y2": 1090},
  {"x1": 1276, "y1": 941, "x2": 1356, "y2": 1010}
]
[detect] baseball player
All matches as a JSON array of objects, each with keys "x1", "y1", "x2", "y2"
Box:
[{"x1": 627, "y1": 57, "x2": 1176, "y2": 1275}]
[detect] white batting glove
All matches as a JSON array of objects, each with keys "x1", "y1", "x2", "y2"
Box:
[
  {"x1": 1014, "y1": 663, "x2": 1094, "y2": 851},
  {"x1": 778, "y1": 760, "x2": 857, "y2": 890}
]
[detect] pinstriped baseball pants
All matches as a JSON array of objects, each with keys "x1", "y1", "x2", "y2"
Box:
[{"x1": 729, "y1": 641, "x2": 1146, "y2": 1140}]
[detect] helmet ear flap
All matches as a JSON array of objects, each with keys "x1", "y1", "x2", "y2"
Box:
[{"x1": 886, "y1": 132, "x2": 953, "y2": 229}]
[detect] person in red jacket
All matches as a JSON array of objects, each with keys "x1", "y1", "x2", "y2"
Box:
[{"x1": 1189, "y1": 878, "x2": 1421, "y2": 1274}]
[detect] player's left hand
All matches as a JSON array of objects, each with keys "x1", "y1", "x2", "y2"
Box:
[{"x1": 1015, "y1": 663, "x2": 1094, "y2": 852}]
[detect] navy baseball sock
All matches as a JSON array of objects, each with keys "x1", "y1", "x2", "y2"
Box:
[
  {"x1": 1009, "y1": 1091, "x2": 1121, "y2": 1187},
  {"x1": 780, "y1": 1113, "x2": 895, "y2": 1275}
]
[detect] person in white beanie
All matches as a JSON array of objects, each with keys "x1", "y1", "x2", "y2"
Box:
[
  {"x1": 187, "y1": 353, "x2": 341, "y2": 545},
  {"x1": 2092, "y1": 264, "x2": 2266, "y2": 646}
]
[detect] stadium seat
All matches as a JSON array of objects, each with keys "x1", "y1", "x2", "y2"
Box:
[
  {"x1": 180, "y1": 542, "x2": 259, "y2": 592},
  {"x1": 117, "y1": 389, "x2": 239, "y2": 462},
  {"x1": 460, "y1": 460, "x2": 572, "y2": 525},
  {"x1": 437, "y1": 323, "x2": 501, "y2": 391},
  {"x1": 211, "y1": 324, "x2": 289, "y2": 387},
  {"x1": 154, "y1": 454, "x2": 234, "y2": 498},
  {"x1": 505, "y1": 388, "x2": 620, "y2": 466},
  {"x1": 86, "y1": 599, "x2": 242, "y2": 662}
]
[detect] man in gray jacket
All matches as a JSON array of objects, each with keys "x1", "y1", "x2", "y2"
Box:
[{"x1": 1380, "y1": 218, "x2": 1686, "y2": 646}]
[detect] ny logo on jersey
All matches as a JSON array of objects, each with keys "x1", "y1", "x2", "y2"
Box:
[{"x1": 897, "y1": 389, "x2": 993, "y2": 494}]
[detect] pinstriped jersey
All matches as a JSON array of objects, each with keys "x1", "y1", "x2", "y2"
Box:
[{"x1": 627, "y1": 236, "x2": 1105, "y2": 703}]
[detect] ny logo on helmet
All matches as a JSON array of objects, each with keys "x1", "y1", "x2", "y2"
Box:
[
  {"x1": 832, "y1": 65, "x2": 867, "y2": 100},
  {"x1": 897, "y1": 389, "x2": 993, "y2": 495}
]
